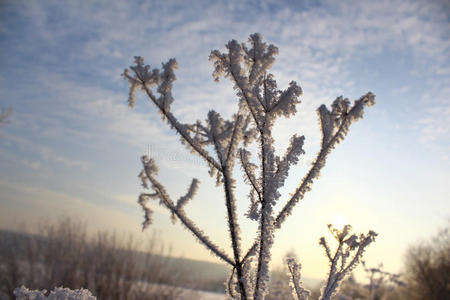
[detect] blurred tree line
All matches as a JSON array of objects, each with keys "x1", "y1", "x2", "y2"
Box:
[
  {"x1": 0, "y1": 219, "x2": 187, "y2": 300},
  {"x1": 1, "y1": 220, "x2": 449, "y2": 299},
  {"x1": 336, "y1": 222, "x2": 449, "y2": 300}
]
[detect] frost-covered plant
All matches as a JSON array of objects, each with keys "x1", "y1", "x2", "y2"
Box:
[
  {"x1": 14, "y1": 286, "x2": 96, "y2": 300},
  {"x1": 361, "y1": 261, "x2": 405, "y2": 300},
  {"x1": 318, "y1": 225, "x2": 377, "y2": 300},
  {"x1": 286, "y1": 257, "x2": 311, "y2": 300},
  {"x1": 123, "y1": 33, "x2": 375, "y2": 299}
]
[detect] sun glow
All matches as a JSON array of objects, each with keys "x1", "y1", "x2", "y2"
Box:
[{"x1": 332, "y1": 214, "x2": 348, "y2": 231}]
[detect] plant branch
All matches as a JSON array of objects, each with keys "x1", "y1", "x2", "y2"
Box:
[
  {"x1": 221, "y1": 164, "x2": 247, "y2": 299},
  {"x1": 139, "y1": 81, "x2": 222, "y2": 172},
  {"x1": 142, "y1": 161, "x2": 234, "y2": 266},
  {"x1": 227, "y1": 60, "x2": 262, "y2": 131},
  {"x1": 275, "y1": 113, "x2": 353, "y2": 229},
  {"x1": 225, "y1": 115, "x2": 243, "y2": 163},
  {"x1": 239, "y1": 149, "x2": 262, "y2": 200}
]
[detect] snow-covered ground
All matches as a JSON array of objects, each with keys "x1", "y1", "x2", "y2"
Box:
[
  {"x1": 13, "y1": 285, "x2": 228, "y2": 300},
  {"x1": 142, "y1": 282, "x2": 228, "y2": 300},
  {"x1": 189, "y1": 290, "x2": 227, "y2": 300}
]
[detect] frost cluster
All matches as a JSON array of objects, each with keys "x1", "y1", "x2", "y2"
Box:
[
  {"x1": 286, "y1": 257, "x2": 311, "y2": 300},
  {"x1": 123, "y1": 33, "x2": 376, "y2": 300},
  {"x1": 319, "y1": 225, "x2": 378, "y2": 300},
  {"x1": 14, "y1": 286, "x2": 96, "y2": 300}
]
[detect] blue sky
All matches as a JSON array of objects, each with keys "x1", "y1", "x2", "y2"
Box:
[{"x1": 0, "y1": 0, "x2": 449, "y2": 281}]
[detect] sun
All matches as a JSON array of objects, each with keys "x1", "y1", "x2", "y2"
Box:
[{"x1": 331, "y1": 214, "x2": 348, "y2": 231}]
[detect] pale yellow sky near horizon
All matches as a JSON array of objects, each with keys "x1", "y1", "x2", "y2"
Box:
[{"x1": 1, "y1": 161, "x2": 446, "y2": 283}]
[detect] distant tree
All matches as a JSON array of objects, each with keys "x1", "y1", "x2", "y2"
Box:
[
  {"x1": 123, "y1": 33, "x2": 376, "y2": 299},
  {"x1": 360, "y1": 261, "x2": 405, "y2": 300},
  {"x1": 401, "y1": 224, "x2": 450, "y2": 300}
]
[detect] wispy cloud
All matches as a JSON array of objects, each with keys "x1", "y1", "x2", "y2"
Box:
[
  {"x1": 1, "y1": 133, "x2": 90, "y2": 171},
  {"x1": 0, "y1": 179, "x2": 142, "y2": 234},
  {"x1": 3, "y1": 0, "x2": 446, "y2": 150}
]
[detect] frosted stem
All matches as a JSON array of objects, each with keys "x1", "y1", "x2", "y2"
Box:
[
  {"x1": 142, "y1": 160, "x2": 234, "y2": 266},
  {"x1": 140, "y1": 83, "x2": 222, "y2": 172}
]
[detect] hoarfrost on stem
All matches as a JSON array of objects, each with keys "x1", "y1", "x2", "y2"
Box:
[
  {"x1": 286, "y1": 257, "x2": 311, "y2": 300},
  {"x1": 319, "y1": 225, "x2": 378, "y2": 300},
  {"x1": 123, "y1": 33, "x2": 376, "y2": 299}
]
